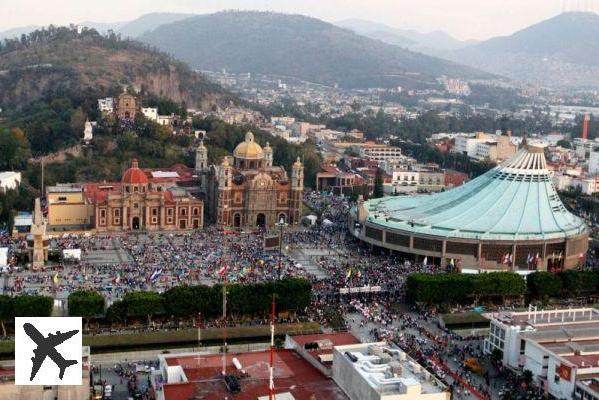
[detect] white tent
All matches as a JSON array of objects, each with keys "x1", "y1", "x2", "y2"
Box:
[
  {"x1": 0, "y1": 248, "x2": 7, "y2": 267},
  {"x1": 62, "y1": 248, "x2": 82, "y2": 261},
  {"x1": 322, "y1": 219, "x2": 334, "y2": 226},
  {"x1": 302, "y1": 215, "x2": 318, "y2": 226}
]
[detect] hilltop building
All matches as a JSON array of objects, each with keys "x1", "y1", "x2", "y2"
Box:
[
  {"x1": 196, "y1": 131, "x2": 304, "y2": 229},
  {"x1": 116, "y1": 93, "x2": 137, "y2": 120},
  {"x1": 351, "y1": 144, "x2": 588, "y2": 271}
]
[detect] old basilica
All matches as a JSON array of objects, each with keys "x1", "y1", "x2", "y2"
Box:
[{"x1": 196, "y1": 131, "x2": 304, "y2": 229}]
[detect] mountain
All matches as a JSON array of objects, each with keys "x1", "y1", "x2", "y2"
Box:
[
  {"x1": 139, "y1": 11, "x2": 492, "y2": 89},
  {"x1": 113, "y1": 12, "x2": 194, "y2": 38},
  {"x1": 0, "y1": 26, "x2": 232, "y2": 110},
  {"x1": 0, "y1": 25, "x2": 40, "y2": 40},
  {"x1": 452, "y1": 12, "x2": 599, "y2": 88},
  {"x1": 335, "y1": 19, "x2": 477, "y2": 55}
]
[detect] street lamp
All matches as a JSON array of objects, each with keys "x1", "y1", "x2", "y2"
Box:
[{"x1": 275, "y1": 217, "x2": 288, "y2": 280}]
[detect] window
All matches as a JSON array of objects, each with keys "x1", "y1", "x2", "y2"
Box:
[
  {"x1": 58, "y1": 196, "x2": 67, "y2": 201},
  {"x1": 180, "y1": 208, "x2": 187, "y2": 216},
  {"x1": 152, "y1": 217, "x2": 157, "y2": 224},
  {"x1": 114, "y1": 218, "x2": 120, "y2": 225},
  {"x1": 133, "y1": 203, "x2": 139, "y2": 209},
  {"x1": 152, "y1": 208, "x2": 158, "y2": 216},
  {"x1": 114, "y1": 209, "x2": 120, "y2": 217},
  {"x1": 167, "y1": 217, "x2": 173, "y2": 224},
  {"x1": 193, "y1": 207, "x2": 199, "y2": 216},
  {"x1": 100, "y1": 209, "x2": 106, "y2": 218},
  {"x1": 133, "y1": 186, "x2": 138, "y2": 192},
  {"x1": 167, "y1": 208, "x2": 173, "y2": 216}
]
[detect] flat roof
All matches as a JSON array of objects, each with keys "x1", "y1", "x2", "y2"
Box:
[
  {"x1": 335, "y1": 342, "x2": 448, "y2": 396},
  {"x1": 162, "y1": 349, "x2": 348, "y2": 400}
]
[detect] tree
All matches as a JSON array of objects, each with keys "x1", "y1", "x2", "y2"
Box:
[
  {"x1": 373, "y1": 168, "x2": 385, "y2": 198},
  {"x1": 68, "y1": 290, "x2": 105, "y2": 331},
  {"x1": 0, "y1": 296, "x2": 14, "y2": 337},
  {"x1": 162, "y1": 286, "x2": 195, "y2": 319},
  {"x1": 123, "y1": 291, "x2": 163, "y2": 326},
  {"x1": 557, "y1": 139, "x2": 572, "y2": 149},
  {"x1": 527, "y1": 272, "x2": 562, "y2": 301},
  {"x1": 106, "y1": 300, "x2": 127, "y2": 324},
  {"x1": 13, "y1": 295, "x2": 53, "y2": 317}
]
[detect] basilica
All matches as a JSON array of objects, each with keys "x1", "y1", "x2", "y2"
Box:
[{"x1": 196, "y1": 131, "x2": 304, "y2": 229}]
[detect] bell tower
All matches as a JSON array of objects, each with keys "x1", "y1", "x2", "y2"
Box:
[
  {"x1": 196, "y1": 140, "x2": 208, "y2": 191},
  {"x1": 217, "y1": 158, "x2": 233, "y2": 228}
]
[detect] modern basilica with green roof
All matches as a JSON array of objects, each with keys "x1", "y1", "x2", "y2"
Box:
[{"x1": 350, "y1": 144, "x2": 589, "y2": 271}]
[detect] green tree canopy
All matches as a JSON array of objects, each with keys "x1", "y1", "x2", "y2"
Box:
[{"x1": 13, "y1": 295, "x2": 53, "y2": 317}]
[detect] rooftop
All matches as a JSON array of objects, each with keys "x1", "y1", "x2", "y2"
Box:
[
  {"x1": 160, "y1": 349, "x2": 349, "y2": 400},
  {"x1": 333, "y1": 342, "x2": 449, "y2": 398},
  {"x1": 362, "y1": 146, "x2": 588, "y2": 241}
]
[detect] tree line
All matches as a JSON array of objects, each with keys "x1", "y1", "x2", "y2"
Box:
[
  {"x1": 406, "y1": 272, "x2": 526, "y2": 305},
  {"x1": 68, "y1": 278, "x2": 312, "y2": 329},
  {"x1": 0, "y1": 294, "x2": 53, "y2": 336},
  {"x1": 527, "y1": 270, "x2": 599, "y2": 301}
]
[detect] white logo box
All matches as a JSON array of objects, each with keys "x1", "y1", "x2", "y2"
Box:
[{"x1": 15, "y1": 317, "x2": 83, "y2": 386}]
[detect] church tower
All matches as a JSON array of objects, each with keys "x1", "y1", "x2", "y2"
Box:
[
  {"x1": 217, "y1": 158, "x2": 233, "y2": 228},
  {"x1": 195, "y1": 140, "x2": 208, "y2": 191},
  {"x1": 290, "y1": 157, "x2": 304, "y2": 224}
]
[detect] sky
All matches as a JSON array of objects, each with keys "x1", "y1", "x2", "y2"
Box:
[{"x1": 0, "y1": 0, "x2": 597, "y2": 40}]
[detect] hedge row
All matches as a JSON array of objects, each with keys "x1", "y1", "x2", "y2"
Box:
[{"x1": 406, "y1": 272, "x2": 525, "y2": 305}]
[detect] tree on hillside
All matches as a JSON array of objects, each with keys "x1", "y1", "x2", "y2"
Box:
[{"x1": 68, "y1": 290, "x2": 105, "y2": 331}]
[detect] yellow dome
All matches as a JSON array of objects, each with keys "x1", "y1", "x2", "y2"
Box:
[{"x1": 234, "y1": 131, "x2": 264, "y2": 159}]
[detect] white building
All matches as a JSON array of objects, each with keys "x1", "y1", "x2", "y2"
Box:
[
  {"x1": 452, "y1": 134, "x2": 479, "y2": 158},
  {"x1": 355, "y1": 144, "x2": 403, "y2": 163},
  {"x1": 333, "y1": 342, "x2": 450, "y2": 400},
  {"x1": 589, "y1": 152, "x2": 599, "y2": 175},
  {"x1": 97, "y1": 97, "x2": 114, "y2": 113},
  {"x1": 83, "y1": 120, "x2": 93, "y2": 142},
  {"x1": 157, "y1": 114, "x2": 175, "y2": 127},
  {"x1": 141, "y1": 107, "x2": 158, "y2": 121},
  {"x1": 0, "y1": 171, "x2": 21, "y2": 193},
  {"x1": 484, "y1": 308, "x2": 599, "y2": 400}
]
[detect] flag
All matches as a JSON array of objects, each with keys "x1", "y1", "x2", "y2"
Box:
[
  {"x1": 526, "y1": 253, "x2": 532, "y2": 264},
  {"x1": 115, "y1": 274, "x2": 121, "y2": 284},
  {"x1": 508, "y1": 253, "x2": 513, "y2": 264},
  {"x1": 346, "y1": 269, "x2": 352, "y2": 279},
  {"x1": 501, "y1": 253, "x2": 508, "y2": 265},
  {"x1": 423, "y1": 257, "x2": 428, "y2": 266},
  {"x1": 449, "y1": 259, "x2": 455, "y2": 268},
  {"x1": 52, "y1": 273, "x2": 59, "y2": 285},
  {"x1": 218, "y1": 265, "x2": 227, "y2": 276},
  {"x1": 150, "y1": 269, "x2": 163, "y2": 282}
]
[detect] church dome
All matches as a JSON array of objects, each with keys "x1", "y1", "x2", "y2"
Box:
[
  {"x1": 234, "y1": 131, "x2": 264, "y2": 160},
  {"x1": 122, "y1": 159, "x2": 148, "y2": 184}
]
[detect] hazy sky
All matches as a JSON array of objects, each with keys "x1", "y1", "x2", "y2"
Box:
[{"x1": 1, "y1": 0, "x2": 597, "y2": 40}]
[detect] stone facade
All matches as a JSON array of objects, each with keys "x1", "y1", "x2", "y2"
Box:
[
  {"x1": 197, "y1": 131, "x2": 303, "y2": 229},
  {"x1": 116, "y1": 93, "x2": 137, "y2": 120}
]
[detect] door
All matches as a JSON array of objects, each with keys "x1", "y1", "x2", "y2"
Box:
[
  {"x1": 256, "y1": 213, "x2": 266, "y2": 228},
  {"x1": 132, "y1": 217, "x2": 140, "y2": 230}
]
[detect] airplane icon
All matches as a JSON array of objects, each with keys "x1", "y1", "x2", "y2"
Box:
[{"x1": 23, "y1": 323, "x2": 79, "y2": 381}]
